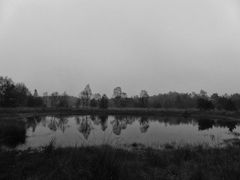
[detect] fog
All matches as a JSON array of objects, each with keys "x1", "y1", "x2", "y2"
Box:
[{"x1": 0, "y1": 0, "x2": 240, "y2": 96}]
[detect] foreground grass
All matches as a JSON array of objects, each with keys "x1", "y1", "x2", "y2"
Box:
[{"x1": 1, "y1": 144, "x2": 240, "y2": 180}]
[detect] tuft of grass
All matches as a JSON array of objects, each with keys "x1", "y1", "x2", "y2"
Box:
[{"x1": 42, "y1": 138, "x2": 56, "y2": 155}]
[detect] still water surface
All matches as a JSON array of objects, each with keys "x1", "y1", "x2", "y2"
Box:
[{"x1": 13, "y1": 115, "x2": 240, "y2": 149}]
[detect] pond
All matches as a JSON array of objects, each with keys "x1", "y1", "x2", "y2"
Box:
[{"x1": 1, "y1": 115, "x2": 240, "y2": 150}]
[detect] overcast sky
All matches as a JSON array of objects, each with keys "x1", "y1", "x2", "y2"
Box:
[{"x1": 0, "y1": 0, "x2": 240, "y2": 96}]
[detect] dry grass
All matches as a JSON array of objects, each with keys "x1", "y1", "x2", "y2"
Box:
[{"x1": 1, "y1": 144, "x2": 240, "y2": 180}]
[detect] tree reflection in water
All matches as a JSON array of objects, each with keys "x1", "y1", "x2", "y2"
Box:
[
  {"x1": 90, "y1": 115, "x2": 96, "y2": 122},
  {"x1": 90, "y1": 115, "x2": 108, "y2": 131},
  {"x1": 91, "y1": 115, "x2": 101, "y2": 126},
  {"x1": 48, "y1": 117, "x2": 58, "y2": 131},
  {"x1": 77, "y1": 116, "x2": 93, "y2": 140},
  {"x1": 47, "y1": 116, "x2": 69, "y2": 133},
  {"x1": 26, "y1": 116, "x2": 42, "y2": 132},
  {"x1": 75, "y1": 117, "x2": 81, "y2": 125},
  {"x1": 26, "y1": 116, "x2": 70, "y2": 133},
  {"x1": 98, "y1": 115, "x2": 108, "y2": 131},
  {"x1": 23, "y1": 115, "x2": 240, "y2": 144},
  {"x1": 197, "y1": 118, "x2": 237, "y2": 132},
  {"x1": 111, "y1": 116, "x2": 126, "y2": 135},
  {"x1": 57, "y1": 117, "x2": 69, "y2": 133},
  {"x1": 139, "y1": 117, "x2": 149, "y2": 133},
  {"x1": 216, "y1": 120, "x2": 237, "y2": 132},
  {"x1": 111, "y1": 119, "x2": 121, "y2": 135},
  {"x1": 198, "y1": 119, "x2": 215, "y2": 131},
  {"x1": 110, "y1": 116, "x2": 138, "y2": 135}
]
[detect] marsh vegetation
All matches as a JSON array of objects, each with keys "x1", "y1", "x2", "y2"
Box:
[{"x1": 1, "y1": 143, "x2": 240, "y2": 180}]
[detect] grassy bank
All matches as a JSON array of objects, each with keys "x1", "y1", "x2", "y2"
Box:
[
  {"x1": 1, "y1": 144, "x2": 240, "y2": 180},
  {"x1": 0, "y1": 107, "x2": 240, "y2": 121}
]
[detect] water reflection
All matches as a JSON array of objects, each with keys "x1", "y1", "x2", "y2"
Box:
[
  {"x1": 139, "y1": 117, "x2": 149, "y2": 133},
  {"x1": 90, "y1": 115, "x2": 108, "y2": 131},
  {"x1": 198, "y1": 119, "x2": 215, "y2": 131},
  {"x1": 77, "y1": 116, "x2": 93, "y2": 139},
  {"x1": 1, "y1": 115, "x2": 240, "y2": 149},
  {"x1": 198, "y1": 118, "x2": 237, "y2": 132},
  {"x1": 26, "y1": 116, "x2": 70, "y2": 133},
  {"x1": 98, "y1": 115, "x2": 108, "y2": 131},
  {"x1": 217, "y1": 121, "x2": 236, "y2": 132},
  {"x1": 23, "y1": 115, "x2": 240, "y2": 137},
  {"x1": 26, "y1": 116, "x2": 42, "y2": 132}
]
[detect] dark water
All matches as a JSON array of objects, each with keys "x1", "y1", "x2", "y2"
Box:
[{"x1": 2, "y1": 115, "x2": 240, "y2": 150}]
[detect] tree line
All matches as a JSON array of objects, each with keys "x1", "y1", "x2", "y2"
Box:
[
  {"x1": 0, "y1": 77, "x2": 42, "y2": 107},
  {"x1": 0, "y1": 76, "x2": 239, "y2": 111}
]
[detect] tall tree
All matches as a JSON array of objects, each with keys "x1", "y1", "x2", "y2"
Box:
[
  {"x1": 59, "y1": 92, "x2": 69, "y2": 107},
  {"x1": 43, "y1": 92, "x2": 49, "y2": 107},
  {"x1": 99, "y1": 94, "x2": 109, "y2": 109},
  {"x1": 80, "y1": 84, "x2": 92, "y2": 107},
  {"x1": 33, "y1": 89, "x2": 39, "y2": 97},
  {"x1": 14, "y1": 83, "x2": 30, "y2": 106},
  {"x1": 0, "y1": 77, "x2": 16, "y2": 107},
  {"x1": 50, "y1": 92, "x2": 59, "y2": 107},
  {"x1": 199, "y1": 90, "x2": 208, "y2": 98},
  {"x1": 140, "y1": 90, "x2": 149, "y2": 107},
  {"x1": 113, "y1": 87, "x2": 122, "y2": 98}
]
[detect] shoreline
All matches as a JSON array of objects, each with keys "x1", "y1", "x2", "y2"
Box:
[{"x1": 0, "y1": 107, "x2": 240, "y2": 121}]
